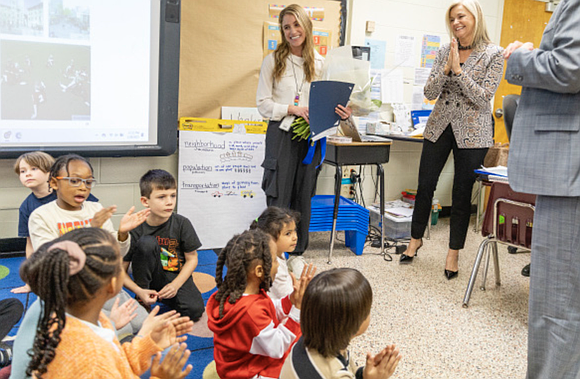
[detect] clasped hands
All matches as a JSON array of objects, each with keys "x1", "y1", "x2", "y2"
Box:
[{"x1": 444, "y1": 38, "x2": 462, "y2": 76}]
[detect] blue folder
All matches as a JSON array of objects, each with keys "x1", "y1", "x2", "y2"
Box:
[{"x1": 308, "y1": 80, "x2": 354, "y2": 141}]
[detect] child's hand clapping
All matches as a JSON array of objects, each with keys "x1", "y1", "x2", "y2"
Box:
[
  {"x1": 119, "y1": 206, "x2": 150, "y2": 234},
  {"x1": 109, "y1": 297, "x2": 138, "y2": 331},
  {"x1": 363, "y1": 344, "x2": 401, "y2": 379},
  {"x1": 289, "y1": 263, "x2": 316, "y2": 310},
  {"x1": 138, "y1": 306, "x2": 194, "y2": 350},
  {"x1": 90, "y1": 205, "x2": 116, "y2": 228},
  {"x1": 150, "y1": 343, "x2": 193, "y2": 379}
]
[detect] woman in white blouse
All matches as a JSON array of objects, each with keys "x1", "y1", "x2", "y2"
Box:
[{"x1": 256, "y1": 4, "x2": 349, "y2": 254}]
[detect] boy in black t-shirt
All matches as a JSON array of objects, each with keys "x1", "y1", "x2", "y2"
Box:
[{"x1": 123, "y1": 169, "x2": 204, "y2": 321}]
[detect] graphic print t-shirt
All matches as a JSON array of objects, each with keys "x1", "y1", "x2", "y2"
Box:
[{"x1": 125, "y1": 213, "x2": 201, "y2": 272}]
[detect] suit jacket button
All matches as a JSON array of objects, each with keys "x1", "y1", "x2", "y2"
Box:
[
  {"x1": 445, "y1": 101, "x2": 449, "y2": 105},
  {"x1": 456, "y1": 102, "x2": 460, "y2": 107}
]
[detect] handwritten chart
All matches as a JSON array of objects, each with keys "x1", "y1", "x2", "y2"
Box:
[{"x1": 177, "y1": 130, "x2": 267, "y2": 249}]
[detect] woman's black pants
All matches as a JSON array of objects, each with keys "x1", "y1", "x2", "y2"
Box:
[{"x1": 411, "y1": 125, "x2": 488, "y2": 250}]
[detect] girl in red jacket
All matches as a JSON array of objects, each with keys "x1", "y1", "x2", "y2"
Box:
[{"x1": 207, "y1": 229, "x2": 315, "y2": 379}]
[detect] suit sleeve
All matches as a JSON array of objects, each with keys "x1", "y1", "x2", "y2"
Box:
[
  {"x1": 424, "y1": 46, "x2": 450, "y2": 100},
  {"x1": 455, "y1": 48, "x2": 504, "y2": 108},
  {"x1": 506, "y1": 0, "x2": 580, "y2": 93}
]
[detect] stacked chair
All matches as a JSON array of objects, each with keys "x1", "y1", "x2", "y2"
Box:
[{"x1": 309, "y1": 195, "x2": 369, "y2": 256}]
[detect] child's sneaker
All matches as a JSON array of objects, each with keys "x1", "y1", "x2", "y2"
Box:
[{"x1": 287, "y1": 255, "x2": 307, "y2": 277}]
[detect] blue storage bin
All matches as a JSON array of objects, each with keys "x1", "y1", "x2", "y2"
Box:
[{"x1": 309, "y1": 195, "x2": 369, "y2": 255}]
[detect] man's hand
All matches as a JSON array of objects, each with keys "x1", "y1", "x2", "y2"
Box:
[{"x1": 504, "y1": 41, "x2": 534, "y2": 60}]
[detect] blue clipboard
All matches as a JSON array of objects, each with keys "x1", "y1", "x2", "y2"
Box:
[{"x1": 309, "y1": 80, "x2": 354, "y2": 141}]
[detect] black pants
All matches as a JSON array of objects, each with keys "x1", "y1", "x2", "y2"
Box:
[
  {"x1": 262, "y1": 121, "x2": 321, "y2": 253},
  {"x1": 130, "y1": 236, "x2": 204, "y2": 321},
  {"x1": 0, "y1": 298, "x2": 23, "y2": 340},
  {"x1": 412, "y1": 125, "x2": 488, "y2": 250}
]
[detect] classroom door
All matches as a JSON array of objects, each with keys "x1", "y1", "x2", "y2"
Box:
[{"x1": 492, "y1": 0, "x2": 553, "y2": 143}]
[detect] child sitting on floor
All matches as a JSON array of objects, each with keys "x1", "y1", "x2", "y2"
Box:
[
  {"x1": 280, "y1": 268, "x2": 401, "y2": 379},
  {"x1": 20, "y1": 227, "x2": 194, "y2": 378},
  {"x1": 11, "y1": 154, "x2": 151, "y2": 378},
  {"x1": 207, "y1": 229, "x2": 315, "y2": 379},
  {"x1": 11, "y1": 151, "x2": 98, "y2": 293},
  {"x1": 122, "y1": 169, "x2": 205, "y2": 321},
  {"x1": 250, "y1": 206, "x2": 304, "y2": 300}
]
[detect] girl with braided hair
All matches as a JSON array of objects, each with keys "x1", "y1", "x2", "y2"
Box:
[
  {"x1": 207, "y1": 229, "x2": 316, "y2": 379},
  {"x1": 19, "y1": 227, "x2": 194, "y2": 379}
]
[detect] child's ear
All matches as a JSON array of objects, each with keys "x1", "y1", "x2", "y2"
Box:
[
  {"x1": 140, "y1": 196, "x2": 150, "y2": 207},
  {"x1": 107, "y1": 276, "x2": 118, "y2": 295},
  {"x1": 49, "y1": 177, "x2": 59, "y2": 191},
  {"x1": 254, "y1": 264, "x2": 264, "y2": 280}
]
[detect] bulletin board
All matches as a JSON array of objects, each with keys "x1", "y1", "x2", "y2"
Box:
[{"x1": 178, "y1": 1, "x2": 344, "y2": 119}]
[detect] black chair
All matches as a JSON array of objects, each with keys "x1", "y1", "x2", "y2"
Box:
[{"x1": 502, "y1": 94, "x2": 520, "y2": 141}]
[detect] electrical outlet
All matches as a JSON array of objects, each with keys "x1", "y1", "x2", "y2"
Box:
[{"x1": 340, "y1": 185, "x2": 351, "y2": 198}]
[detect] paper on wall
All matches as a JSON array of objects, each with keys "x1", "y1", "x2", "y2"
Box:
[
  {"x1": 411, "y1": 86, "x2": 424, "y2": 111},
  {"x1": 364, "y1": 38, "x2": 386, "y2": 70},
  {"x1": 395, "y1": 34, "x2": 415, "y2": 68},
  {"x1": 414, "y1": 67, "x2": 431, "y2": 86},
  {"x1": 221, "y1": 107, "x2": 264, "y2": 122},
  {"x1": 381, "y1": 69, "x2": 404, "y2": 104}
]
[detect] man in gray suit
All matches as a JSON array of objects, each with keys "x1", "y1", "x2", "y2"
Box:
[{"x1": 503, "y1": 1, "x2": 580, "y2": 378}]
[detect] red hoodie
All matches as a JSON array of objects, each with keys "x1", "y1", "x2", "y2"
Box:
[{"x1": 207, "y1": 289, "x2": 301, "y2": 379}]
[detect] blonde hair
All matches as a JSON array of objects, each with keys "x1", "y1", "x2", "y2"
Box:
[
  {"x1": 273, "y1": 4, "x2": 316, "y2": 83},
  {"x1": 14, "y1": 151, "x2": 55, "y2": 175},
  {"x1": 446, "y1": 0, "x2": 491, "y2": 47}
]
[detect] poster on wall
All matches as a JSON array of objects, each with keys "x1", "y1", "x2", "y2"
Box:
[
  {"x1": 263, "y1": 21, "x2": 331, "y2": 58},
  {"x1": 177, "y1": 129, "x2": 267, "y2": 249},
  {"x1": 420, "y1": 35, "x2": 441, "y2": 68}
]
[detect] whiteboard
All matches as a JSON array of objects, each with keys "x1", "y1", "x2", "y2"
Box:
[{"x1": 177, "y1": 130, "x2": 267, "y2": 249}]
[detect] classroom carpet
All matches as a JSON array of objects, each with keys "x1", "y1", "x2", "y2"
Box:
[{"x1": 0, "y1": 250, "x2": 219, "y2": 379}]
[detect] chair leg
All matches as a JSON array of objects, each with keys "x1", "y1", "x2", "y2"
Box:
[
  {"x1": 463, "y1": 237, "x2": 492, "y2": 308},
  {"x1": 481, "y1": 241, "x2": 491, "y2": 291},
  {"x1": 492, "y1": 241, "x2": 501, "y2": 286}
]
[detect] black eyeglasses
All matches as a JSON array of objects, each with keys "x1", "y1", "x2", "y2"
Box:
[{"x1": 55, "y1": 176, "x2": 97, "y2": 188}]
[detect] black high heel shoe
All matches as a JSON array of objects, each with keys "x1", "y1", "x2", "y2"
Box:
[
  {"x1": 444, "y1": 269, "x2": 458, "y2": 280},
  {"x1": 399, "y1": 240, "x2": 423, "y2": 265}
]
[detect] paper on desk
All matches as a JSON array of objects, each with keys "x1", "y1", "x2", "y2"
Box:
[{"x1": 385, "y1": 207, "x2": 414, "y2": 218}]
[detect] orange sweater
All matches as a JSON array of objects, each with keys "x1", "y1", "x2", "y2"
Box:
[{"x1": 41, "y1": 313, "x2": 162, "y2": 378}]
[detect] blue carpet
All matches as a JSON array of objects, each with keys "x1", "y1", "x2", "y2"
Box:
[{"x1": 0, "y1": 250, "x2": 218, "y2": 379}]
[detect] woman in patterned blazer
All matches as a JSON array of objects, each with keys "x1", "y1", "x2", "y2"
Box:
[{"x1": 399, "y1": 0, "x2": 504, "y2": 280}]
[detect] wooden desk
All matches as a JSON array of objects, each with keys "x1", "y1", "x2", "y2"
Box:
[{"x1": 324, "y1": 140, "x2": 392, "y2": 263}]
